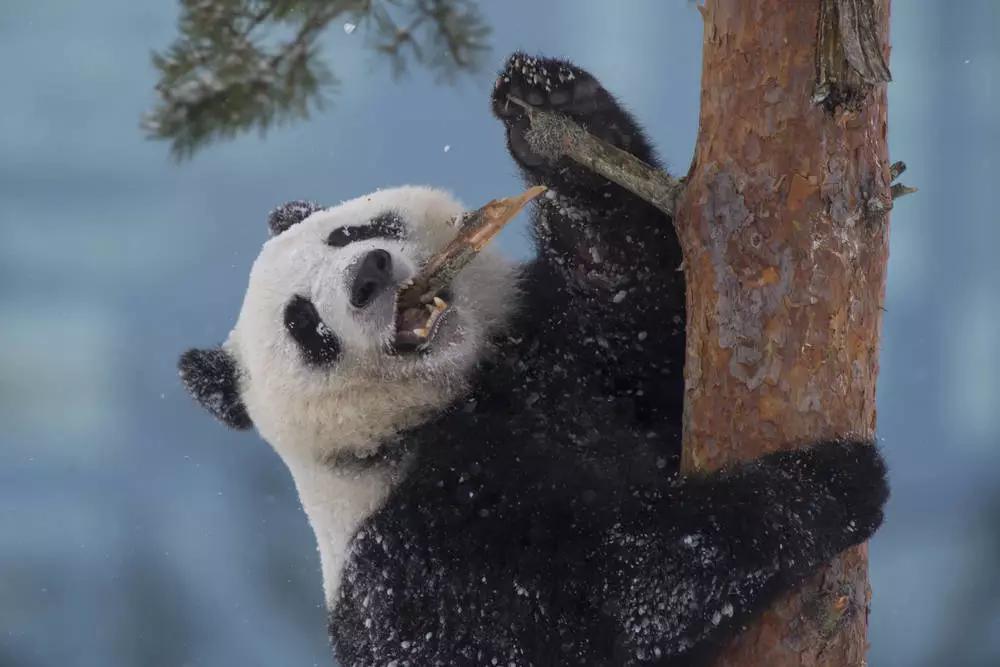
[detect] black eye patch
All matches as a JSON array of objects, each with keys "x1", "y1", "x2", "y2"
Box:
[
  {"x1": 283, "y1": 296, "x2": 342, "y2": 367},
  {"x1": 327, "y1": 211, "x2": 406, "y2": 248}
]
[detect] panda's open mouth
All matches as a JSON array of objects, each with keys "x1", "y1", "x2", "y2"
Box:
[
  {"x1": 391, "y1": 288, "x2": 454, "y2": 355},
  {"x1": 388, "y1": 187, "x2": 544, "y2": 356}
]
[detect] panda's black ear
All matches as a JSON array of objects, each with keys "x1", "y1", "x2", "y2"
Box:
[
  {"x1": 268, "y1": 200, "x2": 323, "y2": 236},
  {"x1": 178, "y1": 348, "x2": 253, "y2": 430}
]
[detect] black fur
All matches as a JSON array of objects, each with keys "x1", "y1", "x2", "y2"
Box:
[
  {"x1": 327, "y1": 55, "x2": 889, "y2": 666},
  {"x1": 333, "y1": 440, "x2": 886, "y2": 666},
  {"x1": 327, "y1": 212, "x2": 406, "y2": 248},
  {"x1": 268, "y1": 200, "x2": 322, "y2": 236},
  {"x1": 178, "y1": 348, "x2": 251, "y2": 429},
  {"x1": 494, "y1": 52, "x2": 687, "y2": 463},
  {"x1": 284, "y1": 295, "x2": 343, "y2": 366}
]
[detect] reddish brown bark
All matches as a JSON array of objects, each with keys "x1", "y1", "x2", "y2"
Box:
[{"x1": 676, "y1": 1, "x2": 891, "y2": 665}]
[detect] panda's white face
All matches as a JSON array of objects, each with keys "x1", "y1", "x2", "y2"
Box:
[{"x1": 226, "y1": 186, "x2": 518, "y2": 464}]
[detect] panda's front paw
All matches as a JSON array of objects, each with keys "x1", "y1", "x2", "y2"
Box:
[
  {"x1": 492, "y1": 53, "x2": 614, "y2": 169},
  {"x1": 814, "y1": 440, "x2": 890, "y2": 543},
  {"x1": 492, "y1": 53, "x2": 602, "y2": 120}
]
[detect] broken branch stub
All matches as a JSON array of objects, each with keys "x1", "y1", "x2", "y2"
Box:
[
  {"x1": 396, "y1": 185, "x2": 546, "y2": 310},
  {"x1": 814, "y1": 0, "x2": 891, "y2": 109},
  {"x1": 506, "y1": 95, "x2": 681, "y2": 217}
]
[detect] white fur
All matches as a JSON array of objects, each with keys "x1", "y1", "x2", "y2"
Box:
[
  {"x1": 226, "y1": 186, "x2": 519, "y2": 603},
  {"x1": 284, "y1": 457, "x2": 410, "y2": 605}
]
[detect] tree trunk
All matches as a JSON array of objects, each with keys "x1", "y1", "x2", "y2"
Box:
[{"x1": 676, "y1": 1, "x2": 891, "y2": 665}]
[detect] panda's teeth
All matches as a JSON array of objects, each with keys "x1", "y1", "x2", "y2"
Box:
[
  {"x1": 413, "y1": 328, "x2": 429, "y2": 338},
  {"x1": 433, "y1": 296, "x2": 448, "y2": 309}
]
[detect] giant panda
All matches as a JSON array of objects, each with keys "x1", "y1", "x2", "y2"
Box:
[{"x1": 179, "y1": 54, "x2": 889, "y2": 666}]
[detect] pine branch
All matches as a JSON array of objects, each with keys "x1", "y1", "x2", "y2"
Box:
[{"x1": 144, "y1": 0, "x2": 490, "y2": 158}]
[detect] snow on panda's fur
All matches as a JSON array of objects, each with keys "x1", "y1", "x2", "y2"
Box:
[
  {"x1": 180, "y1": 54, "x2": 888, "y2": 666},
  {"x1": 184, "y1": 185, "x2": 518, "y2": 605}
]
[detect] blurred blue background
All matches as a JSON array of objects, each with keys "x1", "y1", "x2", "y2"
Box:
[{"x1": 1, "y1": 1, "x2": 997, "y2": 665}]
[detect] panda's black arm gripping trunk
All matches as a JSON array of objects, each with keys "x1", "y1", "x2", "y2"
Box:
[
  {"x1": 330, "y1": 441, "x2": 887, "y2": 665},
  {"x1": 604, "y1": 440, "x2": 889, "y2": 662}
]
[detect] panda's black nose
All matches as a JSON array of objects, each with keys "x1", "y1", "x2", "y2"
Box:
[{"x1": 350, "y1": 249, "x2": 394, "y2": 308}]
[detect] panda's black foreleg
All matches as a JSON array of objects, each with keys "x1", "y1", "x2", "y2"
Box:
[
  {"x1": 602, "y1": 439, "x2": 889, "y2": 663},
  {"x1": 331, "y1": 440, "x2": 888, "y2": 665},
  {"x1": 492, "y1": 54, "x2": 683, "y2": 302},
  {"x1": 492, "y1": 54, "x2": 686, "y2": 451}
]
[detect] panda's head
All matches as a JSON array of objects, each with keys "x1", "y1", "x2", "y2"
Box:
[{"x1": 179, "y1": 186, "x2": 518, "y2": 463}]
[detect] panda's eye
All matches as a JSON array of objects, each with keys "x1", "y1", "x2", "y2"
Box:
[
  {"x1": 283, "y1": 296, "x2": 341, "y2": 367},
  {"x1": 327, "y1": 211, "x2": 406, "y2": 248}
]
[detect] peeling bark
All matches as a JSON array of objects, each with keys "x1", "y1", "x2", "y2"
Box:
[
  {"x1": 815, "y1": 0, "x2": 892, "y2": 110},
  {"x1": 675, "y1": 0, "x2": 891, "y2": 664}
]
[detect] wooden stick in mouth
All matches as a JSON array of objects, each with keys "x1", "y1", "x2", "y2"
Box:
[{"x1": 396, "y1": 185, "x2": 547, "y2": 311}]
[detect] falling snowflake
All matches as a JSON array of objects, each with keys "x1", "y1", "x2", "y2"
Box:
[{"x1": 343, "y1": 22, "x2": 357, "y2": 35}]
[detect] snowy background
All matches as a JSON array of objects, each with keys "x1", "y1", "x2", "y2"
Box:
[{"x1": 1, "y1": 1, "x2": 997, "y2": 665}]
